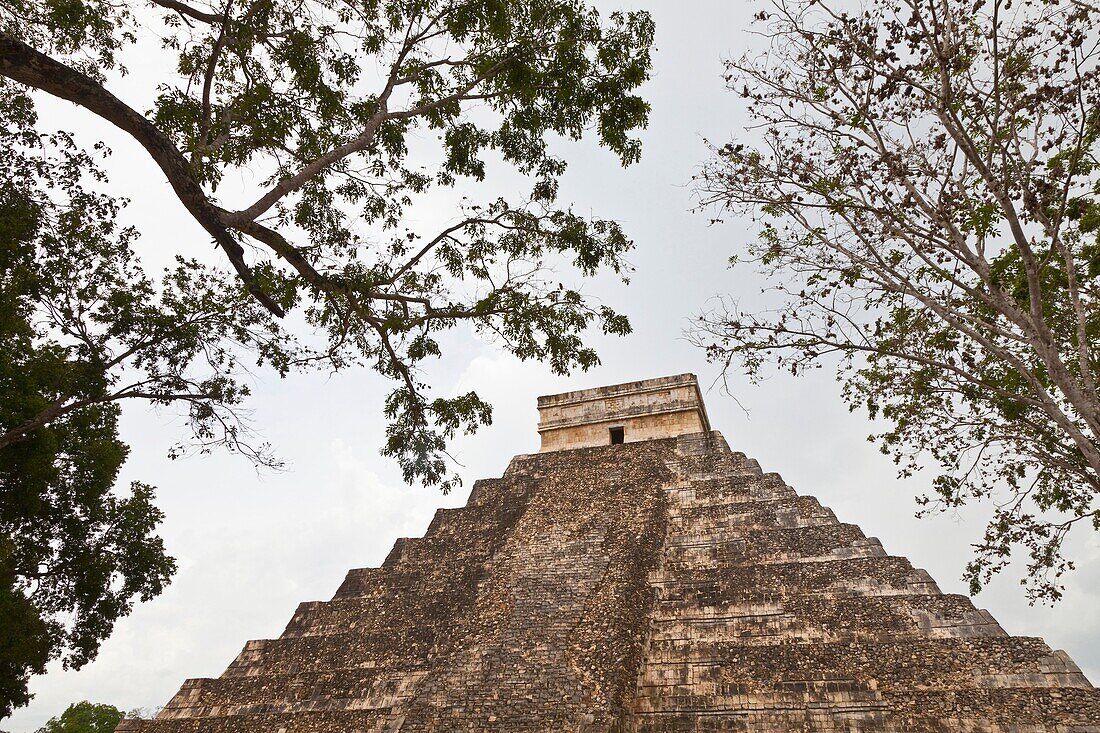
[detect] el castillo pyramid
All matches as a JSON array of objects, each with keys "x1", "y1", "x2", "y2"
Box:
[{"x1": 117, "y1": 374, "x2": 1100, "y2": 731}]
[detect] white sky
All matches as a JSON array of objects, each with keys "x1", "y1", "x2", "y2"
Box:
[{"x1": 7, "y1": 2, "x2": 1099, "y2": 729}]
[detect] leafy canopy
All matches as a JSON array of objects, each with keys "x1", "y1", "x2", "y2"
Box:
[
  {"x1": 0, "y1": 90, "x2": 174, "y2": 719},
  {"x1": 696, "y1": 0, "x2": 1100, "y2": 602},
  {"x1": 1, "y1": 0, "x2": 653, "y2": 488},
  {"x1": 35, "y1": 701, "x2": 123, "y2": 733}
]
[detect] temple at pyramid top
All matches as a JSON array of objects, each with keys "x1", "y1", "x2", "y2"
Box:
[{"x1": 536, "y1": 373, "x2": 711, "y2": 451}]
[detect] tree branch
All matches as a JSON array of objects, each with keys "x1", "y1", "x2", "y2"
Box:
[{"x1": 0, "y1": 33, "x2": 284, "y2": 316}]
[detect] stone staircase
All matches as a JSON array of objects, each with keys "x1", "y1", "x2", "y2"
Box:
[{"x1": 117, "y1": 440, "x2": 677, "y2": 732}]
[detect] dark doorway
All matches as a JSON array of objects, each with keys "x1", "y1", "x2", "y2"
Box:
[{"x1": 609, "y1": 427, "x2": 625, "y2": 445}]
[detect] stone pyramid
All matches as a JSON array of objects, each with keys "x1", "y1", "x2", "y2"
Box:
[{"x1": 117, "y1": 374, "x2": 1100, "y2": 731}]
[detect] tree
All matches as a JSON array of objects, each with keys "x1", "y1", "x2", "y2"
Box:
[
  {"x1": 1, "y1": 91, "x2": 175, "y2": 718},
  {"x1": 0, "y1": 0, "x2": 652, "y2": 486},
  {"x1": 36, "y1": 702, "x2": 123, "y2": 733},
  {"x1": 694, "y1": 0, "x2": 1100, "y2": 602},
  {"x1": 0, "y1": 0, "x2": 652, "y2": 716},
  {"x1": 0, "y1": 539, "x2": 49, "y2": 719}
]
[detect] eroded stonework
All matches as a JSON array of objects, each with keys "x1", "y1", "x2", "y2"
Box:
[
  {"x1": 117, "y1": 394, "x2": 1100, "y2": 731},
  {"x1": 537, "y1": 374, "x2": 710, "y2": 452}
]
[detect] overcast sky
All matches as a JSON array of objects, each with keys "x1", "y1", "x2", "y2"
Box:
[{"x1": 7, "y1": 2, "x2": 1100, "y2": 729}]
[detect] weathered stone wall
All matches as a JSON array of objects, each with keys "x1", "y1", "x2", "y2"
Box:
[
  {"x1": 538, "y1": 410, "x2": 706, "y2": 453},
  {"x1": 117, "y1": 428, "x2": 1100, "y2": 733},
  {"x1": 627, "y1": 431, "x2": 1099, "y2": 732}
]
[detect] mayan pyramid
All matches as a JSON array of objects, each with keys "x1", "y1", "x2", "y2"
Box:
[{"x1": 117, "y1": 374, "x2": 1100, "y2": 731}]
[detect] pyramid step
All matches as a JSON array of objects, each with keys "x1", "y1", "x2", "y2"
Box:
[
  {"x1": 464, "y1": 474, "x2": 535, "y2": 506},
  {"x1": 380, "y1": 534, "x2": 494, "y2": 571},
  {"x1": 662, "y1": 524, "x2": 884, "y2": 570},
  {"x1": 677, "y1": 452, "x2": 761, "y2": 481},
  {"x1": 649, "y1": 556, "x2": 941, "y2": 601},
  {"x1": 333, "y1": 561, "x2": 483, "y2": 601},
  {"x1": 632, "y1": 687, "x2": 889, "y2": 714},
  {"x1": 666, "y1": 495, "x2": 840, "y2": 536},
  {"x1": 639, "y1": 637, "x2": 1090, "y2": 691},
  {"x1": 649, "y1": 593, "x2": 1004, "y2": 644},
  {"x1": 671, "y1": 477, "x2": 797, "y2": 509},
  {"x1": 158, "y1": 668, "x2": 425, "y2": 718},
  {"x1": 331, "y1": 486, "x2": 529, "y2": 601},
  {"x1": 115, "y1": 708, "x2": 395, "y2": 732},
  {"x1": 674, "y1": 431, "x2": 732, "y2": 456},
  {"x1": 663, "y1": 484, "x2": 752, "y2": 507},
  {"x1": 221, "y1": 627, "x2": 437, "y2": 677},
  {"x1": 281, "y1": 574, "x2": 483, "y2": 637},
  {"x1": 630, "y1": 687, "x2": 1100, "y2": 732},
  {"x1": 878, "y1": 686, "x2": 1100, "y2": 729}
]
